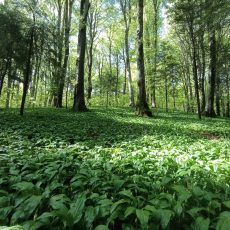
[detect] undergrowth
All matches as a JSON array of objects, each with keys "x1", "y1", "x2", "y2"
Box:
[{"x1": 0, "y1": 107, "x2": 229, "y2": 229}]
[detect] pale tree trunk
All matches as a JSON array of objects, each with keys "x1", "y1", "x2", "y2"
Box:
[
  {"x1": 151, "y1": 0, "x2": 160, "y2": 108},
  {"x1": 136, "y1": 0, "x2": 152, "y2": 117},
  {"x1": 122, "y1": 48, "x2": 127, "y2": 94},
  {"x1": 73, "y1": 0, "x2": 90, "y2": 112},
  {"x1": 205, "y1": 30, "x2": 216, "y2": 117},
  {"x1": 87, "y1": 1, "x2": 99, "y2": 101}
]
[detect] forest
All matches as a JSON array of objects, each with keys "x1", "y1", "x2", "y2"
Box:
[{"x1": 0, "y1": 0, "x2": 229, "y2": 229}]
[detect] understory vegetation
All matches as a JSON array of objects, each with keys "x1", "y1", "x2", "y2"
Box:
[{"x1": 0, "y1": 108, "x2": 229, "y2": 229}]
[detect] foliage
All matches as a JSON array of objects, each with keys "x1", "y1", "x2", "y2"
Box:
[{"x1": 0, "y1": 108, "x2": 229, "y2": 229}]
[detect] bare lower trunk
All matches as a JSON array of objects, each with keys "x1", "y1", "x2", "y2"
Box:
[
  {"x1": 73, "y1": 0, "x2": 90, "y2": 112},
  {"x1": 136, "y1": 0, "x2": 152, "y2": 117},
  {"x1": 205, "y1": 30, "x2": 216, "y2": 117},
  {"x1": 20, "y1": 24, "x2": 34, "y2": 115}
]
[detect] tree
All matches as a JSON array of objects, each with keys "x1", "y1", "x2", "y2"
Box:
[
  {"x1": 73, "y1": 0, "x2": 90, "y2": 112},
  {"x1": 136, "y1": 0, "x2": 152, "y2": 117},
  {"x1": 119, "y1": 0, "x2": 135, "y2": 107}
]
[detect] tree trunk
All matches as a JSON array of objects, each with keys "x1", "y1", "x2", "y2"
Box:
[
  {"x1": 57, "y1": 0, "x2": 73, "y2": 108},
  {"x1": 73, "y1": 0, "x2": 90, "y2": 112},
  {"x1": 205, "y1": 30, "x2": 216, "y2": 117},
  {"x1": 151, "y1": 0, "x2": 160, "y2": 108},
  {"x1": 120, "y1": 0, "x2": 134, "y2": 107},
  {"x1": 165, "y1": 74, "x2": 168, "y2": 112},
  {"x1": 20, "y1": 22, "x2": 34, "y2": 115},
  {"x1": 0, "y1": 58, "x2": 9, "y2": 96},
  {"x1": 189, "y1": 23, "x2": 201, "y2": 119},
  {"x1": 5, "y1": 59, "x2": 12, "y2": 109},
  {"x1": 136, "y1": 0, "x2": 152, "y2": 117}
]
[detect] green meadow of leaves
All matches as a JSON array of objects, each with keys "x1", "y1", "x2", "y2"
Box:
[{"x1": 0, "y1": 108, "x2": 229, "y2": 229}]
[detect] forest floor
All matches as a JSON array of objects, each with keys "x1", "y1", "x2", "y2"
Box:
[{"x1": 0, "y1": 107, "x2": 230, "y2": 229}]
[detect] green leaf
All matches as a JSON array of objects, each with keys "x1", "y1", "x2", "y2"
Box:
[
  {"x1": 94, "y1": 225, "x2": 109, "y2": 230},
  {"x1": 11, "y1": 195, "x2": 42, "y2": 224},
  {"x1": 69, "y1": 193, "x2": 86, "y2": 224},
  {"x1": 194, "y1": 216, "x2": 210, "y2": 230},
  {"x1": 160, "y1": 209, "x2": 173, "y2": 229},
  {"x1": 216, "y1": 211, "x2": 230, "y2": 230},
  {"x1": 223, "y1": 201, "x2": 230, "y2": 209},
  {"x1": 110, "y1": 199, "x2": 128, "y2": 213},
  {"x1": 136, "y1": 209, "x2": 149, "y2": 228},
  {"x1": 12, "y1": 182, "x2": 34, "y2": 192},
  {"x1": 124, "y1": 206, "x2": 136, "y2": 218},
  {"x1": 174, "y1": 202, "x2": 183, "y2": 216},
  {"x1": 84, "y1": 206, "x2": 96, "y2": 229},
  {"x1": 118, "y1": 190, "x2": 134, "y2": 200}
]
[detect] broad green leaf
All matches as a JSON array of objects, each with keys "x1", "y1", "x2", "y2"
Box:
[
  {"x1": 136, "y1": 209, "x2": 149, "y2": 228},
  {"x1": 118, "y1": 190, "x2": 134, "y2": 200},
  {"x1": 69, "y1": 193, "x2": 86, "y2": 224},
  {"x1": 194, "y1": 216, "x2": 210, "y2": 230},
  {"x1": 110, "y1": 199, "x2": 128, "y2": 213},
  {"x1": 84, "y1": 206, "x2": 96, "y2": 228},
  {"x1": 160, "y1": 209, "x2": 173, "y2": 229},
  {"x1": 94, "y1": 225, "x2": 109, "y2": 230},
  {"x1": 223, "y1": 201, "x2": 230, "y2": 209},
  {"x1": 216, "y1": 212, "x2": 230, "y2": 230},
  {"x1": 124, "y1": 206, "x2": 136, "y2": 218},
  {"x1": 12, "y1": 182, "x2": 34, "y2": 192}
]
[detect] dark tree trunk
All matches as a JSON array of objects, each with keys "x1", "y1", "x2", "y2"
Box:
[
  {"x1": 0, "y1": 58, "x2": 9, "y2": 96},
  {"x1": 200, "y1": 33, "x2": 206, "y2": 113},
  {"x1": 53, "y1": 0, "x2": 63, "y2": 107},
  {"x1": 57, "y1": 0, "x2": 73, "y2": 108},
  {"x1": 5, "y1": 59, "x2": 12, "y2": 109},
  {"x1": 136, "y1": 0, "x2": 152, "y2": 117},
  {"x1": 73, "y1": 0, "x2": 90, "y2": 112},
  {"x1": 205, "y1": 30, "x2": 216, "y2": 117},
  {"x1": 20, "y1": 23, "x2": 34, "y2": 115},
  {"x1": 189, "y1": 23, "x2": 201, "y2": 119}
]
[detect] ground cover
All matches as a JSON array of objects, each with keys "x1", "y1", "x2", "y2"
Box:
[{"x1": 0, "y1": 108, "x2": 229, "y2": 229}]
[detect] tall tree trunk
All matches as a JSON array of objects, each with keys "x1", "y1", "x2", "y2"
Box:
[
  {"x1": 73, "y1": 0, "x2": 90, "y2": 112},
  {"x1": 205, "y1": 30, "x2": 216, "y2": 117},
  {"x1": 53, "y1": 0, "x2": 64, "y2": 107},
  {"x1": 151, "y1": 0, "x2": 160, "y2": 108},
  {"x1": 136, "y1": 0, "x2": 152, "y2": 117},
  {"x1": 189, "y1": 23, "x2": 201, "y2": 119},
  {"x1": 20, "y1": 22, "x2": 34, "y2": 115},
  {"x1": 57, "y1": 0, "x2": 74, "y2": 108},
  {"x1": 120, "y1": 0, "x2": 135, "y2": 107},
  {"x1": 200, "y1": 33, "x2": 206, "y2": 113}
]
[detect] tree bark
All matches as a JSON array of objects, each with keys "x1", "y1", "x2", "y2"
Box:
[
  {"x1": 205, "y1": 30, "x2": 217, "y2": 117},
  {"x1": 136, "y1": 0, "x2": 152, "y2": 117},
  {"x1": 120, "y1": 0, "x2": 135, "y2": 107},
  {"x1": 57, "y1": 0, "x2": 74, "y2": 108},
  {"x1": 20, "y1": 21, "x2": 34, "y2": 116},
  {"x1": 73, "y1": 0, "x2": 90, "y2": 112}
]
